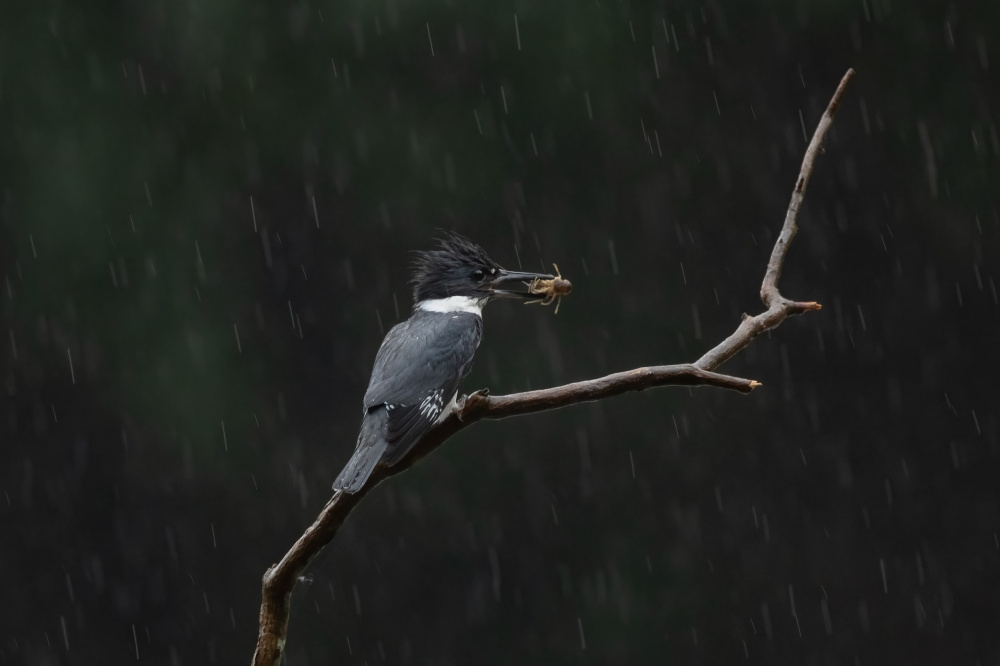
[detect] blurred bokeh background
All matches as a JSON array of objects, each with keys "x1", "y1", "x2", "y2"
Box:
[{"x1": 2, "y1": 1, "x2": 999, "y2": 664}]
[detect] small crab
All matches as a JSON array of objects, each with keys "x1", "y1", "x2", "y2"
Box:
[{"x1": 526, "y1": 264, "x2": 572, "y2": 313}]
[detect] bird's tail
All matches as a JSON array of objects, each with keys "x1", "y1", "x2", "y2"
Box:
[{"x1": 332, "y1": 406, "x2": 388, "y2": 494}]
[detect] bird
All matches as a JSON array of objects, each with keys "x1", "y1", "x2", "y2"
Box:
[{"x1": 333, "y1": 233, "x2": 555, "y2": 494}]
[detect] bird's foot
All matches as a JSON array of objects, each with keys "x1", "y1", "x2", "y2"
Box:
[{"x1": 458, "y1": 388, "x2": 490, "y2": 420}]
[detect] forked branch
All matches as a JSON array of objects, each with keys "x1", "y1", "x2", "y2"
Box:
[{"x1": 252, "y1": 68, "x2": 856, "y2": 666}]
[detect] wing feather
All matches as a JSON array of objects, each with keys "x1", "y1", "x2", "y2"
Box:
[{"x1": 364, "y1": 311, "x2": 481, "y2": 465}]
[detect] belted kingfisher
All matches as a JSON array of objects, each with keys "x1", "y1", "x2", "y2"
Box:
[{"x1": 333, "y1": 234, "x2": 555, "y2": 493}]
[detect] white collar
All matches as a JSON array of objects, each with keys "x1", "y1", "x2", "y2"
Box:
[{"x1": 415, "y1": 295, "x2": 484, "y2": 316}]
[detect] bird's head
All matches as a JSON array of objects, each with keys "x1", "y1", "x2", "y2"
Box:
[{"x1": 410, "y1": 233, "x2": 554, "y2": 311}]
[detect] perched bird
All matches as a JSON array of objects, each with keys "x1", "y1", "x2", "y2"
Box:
[{"x1": 333, "y1": 234, "x2": 555, "y2": 493}]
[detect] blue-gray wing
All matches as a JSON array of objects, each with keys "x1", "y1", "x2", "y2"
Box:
[{"x1": 363, "y1": 310, "x2": 482, "y2": 464}]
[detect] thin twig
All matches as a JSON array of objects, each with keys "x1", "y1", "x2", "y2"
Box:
[
  {"x1": 695, "y1": 68, "x2": 854, "y2": 371},
  {"x1": 251, "y1": 68, "x2": 856, "y2": 666},
  {"x1": 762, "y1": 69, "x2": 855, "y2": 305}
]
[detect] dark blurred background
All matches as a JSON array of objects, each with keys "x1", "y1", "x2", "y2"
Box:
[{"x1": 2, "y1": 1, "x2": 999, "y2": 664}]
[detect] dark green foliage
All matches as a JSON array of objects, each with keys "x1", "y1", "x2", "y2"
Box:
[{"x1": 2, "y1": 1, "x2": 999, "y2": 664}]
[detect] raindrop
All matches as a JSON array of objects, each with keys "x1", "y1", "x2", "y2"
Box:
[
  {"x1": 195, "y1": 241, "x2": 206, "y2": 282},
  {"x1": 789, "y1": 584, "x2": 802, "y2": 637},
  {"x1": 918, "y1": 122, "x2": 938, "y2": 198},
  {"x1": 760, "y1": 603, "x2": 773, "y2": 639}
]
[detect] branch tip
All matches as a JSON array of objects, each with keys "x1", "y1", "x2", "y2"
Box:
[
  {"x1": 789, "y1": 301, "x2": 822, "y2": 312},
  {"x1": 749, "y1": 380, "x2": 762, "y2": 389}
]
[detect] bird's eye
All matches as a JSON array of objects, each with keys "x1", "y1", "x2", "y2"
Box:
[{"x1": 471, "y1": 269, "x2": 485, "y2": 281}]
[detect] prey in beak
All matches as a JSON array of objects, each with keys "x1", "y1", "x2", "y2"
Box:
[
  {"x1": 488, "y1": 269, "x2": 557, "y2": 299},
  {"x1": 490, "y1": 265, "x2": 573, "y2": 313}
]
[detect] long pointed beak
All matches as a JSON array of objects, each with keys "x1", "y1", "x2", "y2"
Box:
[{"x1": 489, "y1": 269, "x2": 555, "y2": 299}]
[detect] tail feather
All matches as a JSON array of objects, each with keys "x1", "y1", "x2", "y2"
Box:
[{"x1": 332, "y1": 406, "x2": 388, "y2": 493}]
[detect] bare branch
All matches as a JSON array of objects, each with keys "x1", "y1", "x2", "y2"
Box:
[
  {"x1": 465, "y1": 364, "x2": 760, "y2": 419},
  {"x1": 252, "y1": 69, "x2": 856, "y2": 666},
  {"x1": 695, "y1": 68, "x2": 855, "y2": 372},
  {"x1": 762, "y1": 69, "x2": 855, "y2": 306}
]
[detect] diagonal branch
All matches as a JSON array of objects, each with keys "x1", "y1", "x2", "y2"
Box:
[{"x1": 252, "y1": 68, "x2": 856, "y2": 666}]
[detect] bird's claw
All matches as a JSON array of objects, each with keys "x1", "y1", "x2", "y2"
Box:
[{"x1": 457, "y1": 388, "x2": 489, "y2": 419}]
